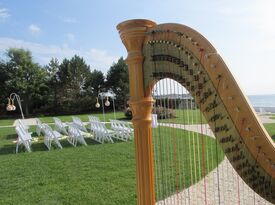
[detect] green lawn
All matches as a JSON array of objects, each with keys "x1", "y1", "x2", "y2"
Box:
[
  {"x1": 264, "y1": 123, "x2": 275, "y2": 140},
  {"x1": 153, "y1": 126, "x2": 224, "y2": 201},
  {"x1": 0, "y1": 109, "x2": 205, "y2": 127},
  {"x1": 158, "y1": 109, "x2": 206, "y2": 124},
  {"x1": 0, "y1": 113, "x2": 273, "y2": 204},
  {"x1": 0, "y1": 119, "x2": 17, "y2": 126},
  {"x1": 0, "y1": 111, "x2": 127, "y2": 127},
  {"x1": 0, "y1": 125, "x2": 223, "y2": 205}
]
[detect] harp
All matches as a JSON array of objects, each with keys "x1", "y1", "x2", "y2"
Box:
[{"x1": 117, "y1": 19, "x2": 274, "y2": 205}]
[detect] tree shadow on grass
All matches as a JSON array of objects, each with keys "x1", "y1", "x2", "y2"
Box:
[{"x1": 5, "y1": 134, "x2": 17, "y2": 140}]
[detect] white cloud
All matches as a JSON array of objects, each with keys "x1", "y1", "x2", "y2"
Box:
[
  {"x1": 217, "y1": 0, "x2": 275, "y2": 35},
  {"x1": 28, "y1": 24, "x2": 41, "y2": 35},
  {"x1": 0, "y1": 37, "x2": 119, "y2": 72},
  {"x1": 61, "y1": 17, "x2": 77, "y2": 23},
  {"x1": 86, "y1": 49, "x2": 119, "y2": 70},
  {"x1": 0, "y1": 8, "x2": 10, "y2": 21},
  {"x1": 66, "y1": 33, "x2": 75, "y2": 42}
]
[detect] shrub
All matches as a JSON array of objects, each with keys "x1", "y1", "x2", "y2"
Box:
[
  {"x1": 154, "y1": 106, "x2": 174, "y2": 119},
  {"x1": 124, "y1": 107, "x2": 132, "y2": 119}
]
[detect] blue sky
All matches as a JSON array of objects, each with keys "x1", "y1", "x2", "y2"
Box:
[{"x1": 0, "y1": 0, "x2": 274, "y2": 95}]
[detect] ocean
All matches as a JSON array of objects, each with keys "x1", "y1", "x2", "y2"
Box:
[{"x1": 247, "y1": 94, "x2": 275, "y2": 108}]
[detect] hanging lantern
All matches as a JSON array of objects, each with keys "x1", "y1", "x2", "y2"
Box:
[
  {"x1": 6, "y1": 98, "x2": 13, "y2": 111},
  {"x1": 11, "y1": 99, "x2": 16, "y2": 111},
  {"x1": 105, "y1": 96, "x2": 110, "y2": 107},
  {"x1": 95, "y1": 97, "x2": 100, "y2": 108}
]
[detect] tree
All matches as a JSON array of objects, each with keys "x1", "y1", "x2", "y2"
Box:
[
  {"x1": 87, "y1": 69, "x2": 105, "y2": 96},
  {"x1": 45, "y1": 58, "x2": 60, "y2": 113},
  {"x1": 0, "y1": 60, "x2": 10, "y2": 113},
  {"x1": 58, "y1": 55, "x2": 92, "y2": 113},
  {"x1": 5, "y1": 48, "x2": 48, "y2": 116},
  {"x1": 106, "y1": 57, "x2": 129, "y2": 109}
]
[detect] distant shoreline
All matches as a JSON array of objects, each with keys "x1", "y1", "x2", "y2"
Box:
[{"x1": 254, "y1": 107, "x2": 275, "y2": 113}]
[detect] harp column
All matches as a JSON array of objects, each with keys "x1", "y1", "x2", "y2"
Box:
[{"x1": 117, "y1": 19, "x2": 157, "y2": 205}]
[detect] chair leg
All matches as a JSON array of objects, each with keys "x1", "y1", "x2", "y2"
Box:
[{"x1": 16, "y1": 142, "x2": 19, "y2": 154}]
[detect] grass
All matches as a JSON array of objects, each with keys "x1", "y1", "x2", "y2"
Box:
[
  {"x1": 0, "y1": 112, "x2": 273, "y2": 204},
  {"x1": 264, "y1": 123, "x2": 275, "y2": 140},
  {"x1": 153, "y1": 126, "x2": 224, "y2": 201},
  {"x1": 0, "y1": 125, "x2": 223, "y2": 204},
  {"x1": 0, "y1": 142, "x2": 136, "y2": 205},
  {"x1": 0, "y1": 109, "x2": 205, "y2": 127},
  {"x1": 0, "y1": 119, "x2": 17, "y2": 126},
  {"x1": 158, "y1": 109, "x2": 206, "y2": 124},
  {"x1": 0, "y1": 111, "x2": 127, "y2": 127}
]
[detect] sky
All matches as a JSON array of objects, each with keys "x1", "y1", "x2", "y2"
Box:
[{"x1": 0, "y1": 0, "x2": 274, "y2": 95}]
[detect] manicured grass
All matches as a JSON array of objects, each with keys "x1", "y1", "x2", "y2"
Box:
[
  {"x1": 0, "y1": 125, "x2": 222, "y2": 204},
  {"x1": 39, "y1": 112, "x2": 127, "y2": 124},
  {"x1": 264, "y1": 123, "x2": 275, "y2": 140},
  {"x1": 158, "y1": 109, "x2": 206, "y2": 124},
  {"x1": 153, "y1": 126, "x2": 224, "y2": 200},
  {"x1": 0, "y1": 142, "x2": 137, "y2": 205},
  {"x1": 0, "y1": 112, "x2": 127, "y2": 127},
  {"x1": 0, "y1": 119, "x2": 17, "y2": 126}
]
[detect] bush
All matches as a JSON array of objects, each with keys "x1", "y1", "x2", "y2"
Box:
[
  {"x1": 124, "y1": 107, "x2": 132, "y2": 119},
  {"x1": 154, "y1": 106, "x2": 174, "y2": 119}
]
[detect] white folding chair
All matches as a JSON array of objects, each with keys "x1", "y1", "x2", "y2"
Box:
[
  {"x1": 110, "y1": 120, "x2": 128, "y2": 141},
  {"x1": 42, "y1": 124, "x2": 63, "y2": 150},
  {"x1": 15, "y1": 124, "x2": 32, "y2": 153},
  {"x1": 152, "y1": 114, "x2": 158, "y2": 128},
  {"x1": 67, "y1": 123, "x2": 87, "y2": 146},
  {"x1": 88, "y1": 115, "x2": 100, "y2": 123},
  {"x1": 92, "y1": 121, "x2": 114, "y2": 144},
  {"x1": 53, "y1": 117, "x2": 68, "y2": 135},
  {"x1": 72, "y1": 116, "x2": 88, "y2": 132},
  {"x1": 35, "y1": 118, "x2": 44, "y2": 136},
  {"x1": 16, "y1": 119, "x2": 30, "y2": 132},
  {"x1": 111, "y1": 120, "x2": 134, "y2": 140}
]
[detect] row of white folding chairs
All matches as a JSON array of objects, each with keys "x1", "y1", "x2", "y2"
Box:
[
  {"x1": 15, "y1": 122, "x2": 32, "y2": 153},
  {"x1": 88, "y1": 115, "x2": 100, "y2": 123},
  {"x1": 53, "y1": 117, "x2": 68, "y2": 135},
  {"x1": 67, "y1": 123, "x2": 87, "y2": 146},
  {"x1": 90, "y1": 121, "x2": 115, "y2": 144},
  {"x1": 42, "y1": 123, "x2": 63, "y2": 150},
  {"x1": 109, "y1": 119, "x2": 133, "y2": 141},
  {"x1": 72, "y1": 116, "x2": 88, "y2": 132}
]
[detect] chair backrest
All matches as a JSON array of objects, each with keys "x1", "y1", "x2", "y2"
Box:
[
  {"x1": 88, "y1": 115, "x2": 100, "y2": 122},
  {"x1": 42, "y1": 124, "x2": 54, "y2": 137},
  {"x1": 17, "y1": 119, "x2": 29, "y2": 130},
  {"x1": 53, "y1": 117, "x2": 62, "y2": 125},
  {"x1": 72, "y1": 117, "x2": 82, "y2": 125},
  {"x1": 53, "y1": 117, "x2": 67, "y2": 133},
  {"x1": 36, "y1": 118, "x2": 42, "y2": 126},
  {"x1": 16, "y1": 124, "x2": 32, "y2": 141},
  {"x1": 68, "y1": 124, "x2": 81, "y2": 137}
]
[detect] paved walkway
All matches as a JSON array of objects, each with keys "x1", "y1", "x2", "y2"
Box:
[
  {"x1": 156, "y1": 158, "x2": 272, "y2": 205},
  {"x1": 157, "y1": 123, "x2": 273, "y2": 205}
]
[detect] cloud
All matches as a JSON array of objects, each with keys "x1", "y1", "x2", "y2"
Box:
[
  {"x1": 86, "y1": 49, "x2": 119, "y2": 70},
  {"x1": 66, "y1": 33, "x2": 75, "y2": 42},
  {"x1": 217, "y1": 0, "x2": 275, "y2": 35},
  {"x1": 0, "y1": 8, "x2": 10, "y2": 21},
  {"x1": 0, "y1": 37, "x2": 119, "y2": 72},
  {"x1": 28, "y1": 24, "x2": 41, "y2": 35},
  {"x1": 61, "y1": 17, "x2": 77, "y2": 23}
]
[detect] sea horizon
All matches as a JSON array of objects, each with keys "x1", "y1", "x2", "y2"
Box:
[{"x1": 247, "y1": 94, "x2": 275, "y2": 108}]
